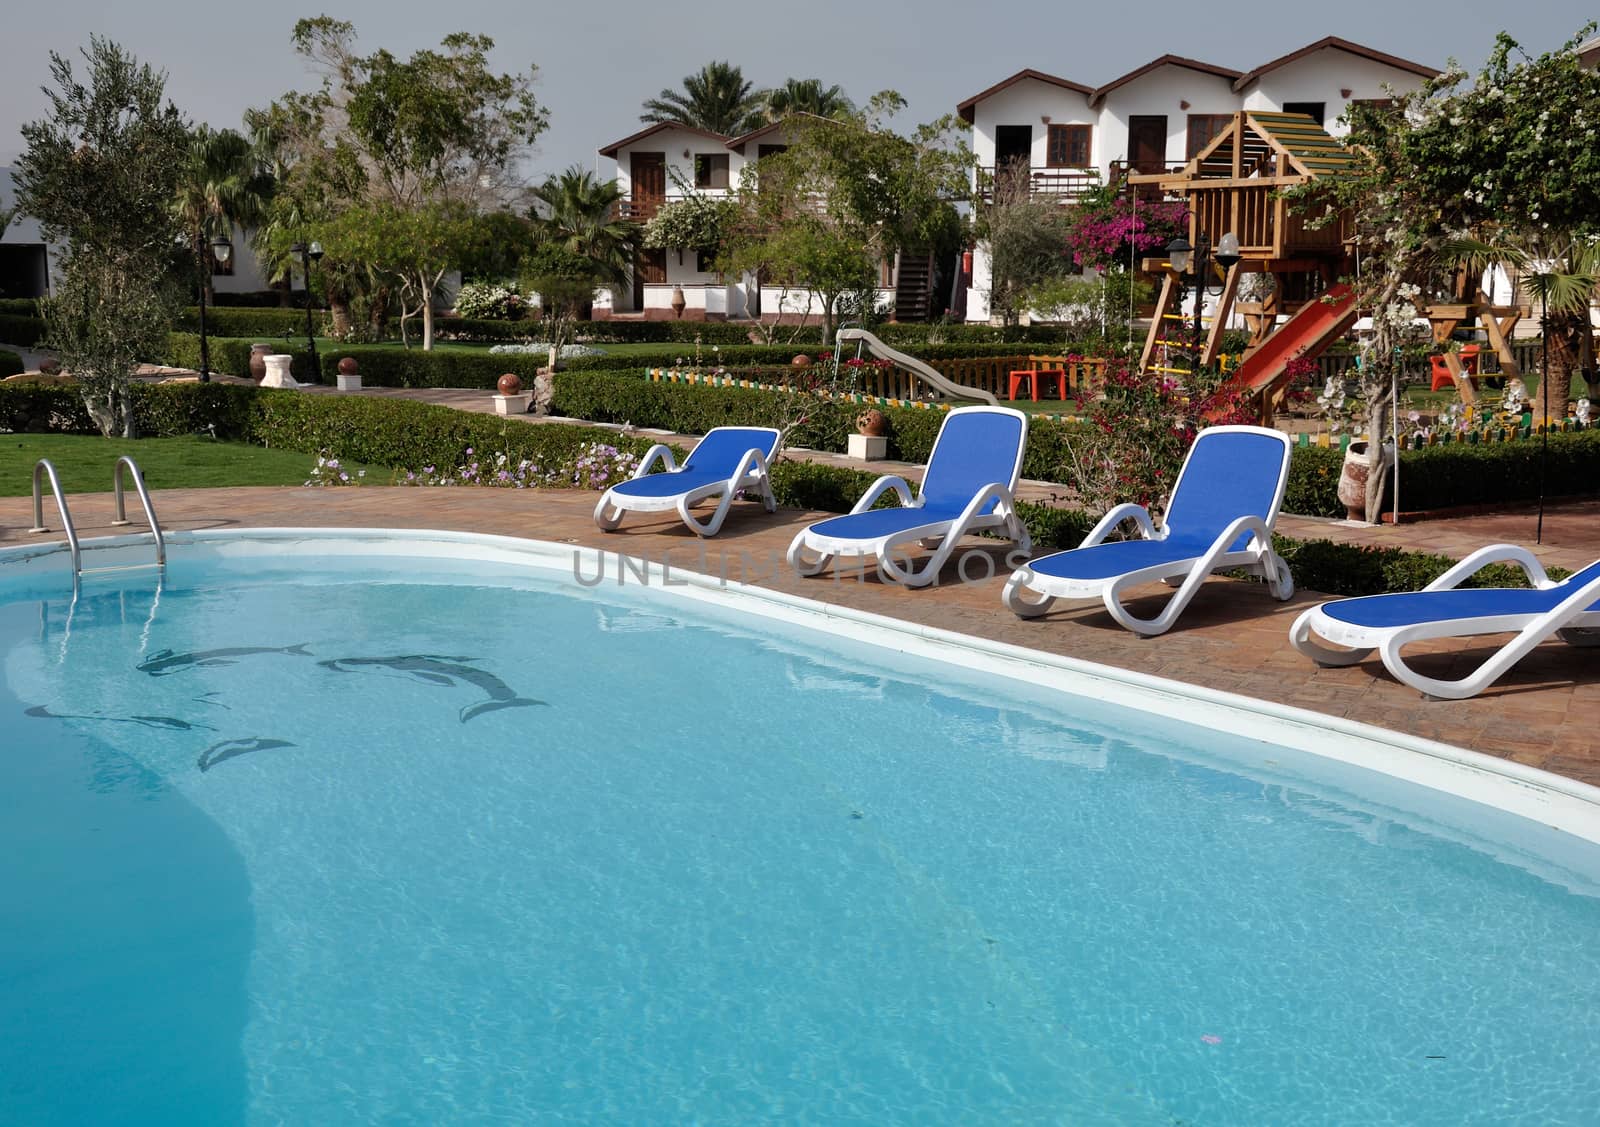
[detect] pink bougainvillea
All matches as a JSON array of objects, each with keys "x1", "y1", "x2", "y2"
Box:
[{"x1": 1063, "y1": 192, "x2": 1189, "y2": 272}]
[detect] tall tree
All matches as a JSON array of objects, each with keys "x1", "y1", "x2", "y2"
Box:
[
  {"x1": 640, "y1": 61, "x2": 765, "y2": 135},
  {"x1": 248, "y1": 18, "x2": 549, "y2": 349},
  {"x1": 722, "y1": 94, "x2": 970, "y2": 341},
  {"x1": 173, "y1": 125, "x2": 273, "y2": 303},
  {"x1": 1301, "y1": 23, "x2": 1600, "y2": 518},
  {"x1": 764, "y1": 78, "x2": 853, "y2": 122},
  {"x1": 15, "y1": 37, "x2": 189, "y2": 437},
  {"x1": 530, "y1": 165, "x2": 636, "y2": 290},
  {"x1": 973, "y1": 161, "x2": 1073, "y2": 326}
]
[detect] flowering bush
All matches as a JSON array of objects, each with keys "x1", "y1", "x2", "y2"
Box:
[
  {"x1": 1061, "y1": 359, "x2": 1253, "y2": 514},
  {"x1": 488, "y1": 342, "x2": 606, "y2": 358},
  {"x1": 1062, "y1": 187, "x2": 1189, "y2": 271},
  {"x1": 394, "y1": 443, "x2": 640, "y2": 491},
  {"x1": 304, "y1": 452, "x2": 366, "y2": 487},
  {"x1": 453, "y1": 283, "x2": 528, "y2": 321}
]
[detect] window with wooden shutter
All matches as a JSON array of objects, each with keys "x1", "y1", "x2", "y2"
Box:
[
  {"x1": 1185, "y1": 115, "x2": 1232, "y2": 158},
  {"x1": 1045, "y1": 124, "x2": 1091, "y2": 168}
]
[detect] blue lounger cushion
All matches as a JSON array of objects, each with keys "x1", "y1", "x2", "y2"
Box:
[{"x1": 1319, "y1": 561, "x2": 1600, "y2": 629}]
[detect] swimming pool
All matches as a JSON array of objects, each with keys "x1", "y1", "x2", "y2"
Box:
[{"x1": 4, "y1": 529, "x2": 1600, "y2": 1125}]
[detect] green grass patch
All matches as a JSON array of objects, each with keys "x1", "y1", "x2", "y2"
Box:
[{"x1": 0, "y1": 434, "x2": 382, "y2": 495}]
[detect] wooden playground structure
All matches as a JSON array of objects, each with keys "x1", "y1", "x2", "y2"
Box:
[{"x1": 1129, "y1": 110, "x2": 1526, "y2": 418}]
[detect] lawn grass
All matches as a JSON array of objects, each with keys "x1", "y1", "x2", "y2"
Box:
[{"x1": 2, "y1": 434, "x2": 386, "y2": 496}]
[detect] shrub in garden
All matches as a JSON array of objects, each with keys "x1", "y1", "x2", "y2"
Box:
[
  {"x1": 0, "y1": 349, "x2": 24, "y2": 378},
  {"x1": 452, "y1": 282, "x2": 528, "y2": 321}
]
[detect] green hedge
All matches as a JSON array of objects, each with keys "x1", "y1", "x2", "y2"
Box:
[
  {"x1": 0, "y1": 349, "x2": 24, "y2": 378},
  {"x1": 550, "y1": 369, "x2": 1084, "y2": 480},
  {"x1": 574, "y1": 320, "x2": 1081, "y2": 347},
  {"x1": 0, "y1": 298, "x2": 42, "y2": 316},
  {"x1": 175, "y1": 306, "x2": 317, "y2": 338},
  {"x1": 0, "y1": 314, "x2": 47, "y2": 348},
  {"x1": 1274, "y1": 536, "x2": 1564, "y2": 596},
  {"x1": 159, "y1": 334, "x2": 549, "y2": 388}
]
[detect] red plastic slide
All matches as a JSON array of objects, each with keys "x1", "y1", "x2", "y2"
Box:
[{"x1": 1211, "y1": 283, "x2": 1357, "y2": 417}]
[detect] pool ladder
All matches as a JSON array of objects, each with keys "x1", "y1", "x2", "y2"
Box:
[{"x1": 30, "y1": 457, "x2": 167, "y2": 582}]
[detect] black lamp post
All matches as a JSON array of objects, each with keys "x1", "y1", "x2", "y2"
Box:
[
  {"x1": 196, "y1": 234, "x2": 234, "y2": 384},
  {"x1": 290, "y1": 241, "x2": 324, "y2": 382},
  {"x1": 1166, "y1": 231, "x2": 1241, "y2": 364}
]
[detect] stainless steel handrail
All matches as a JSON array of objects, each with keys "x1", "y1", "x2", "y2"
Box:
[
  {"x1": 111, "y1": 456, "x2": 166, "y2": 568},
  {"x1": 29, "y1": 458, "x2": 82, "y2": 575}
]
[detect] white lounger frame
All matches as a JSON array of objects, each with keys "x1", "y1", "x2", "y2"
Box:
[
  {"x1": 1002, "y1": 426, "x2": 1295, "y2": 636},
  {"x1": 594, "y1": 438, "x2": 777, "y2": 538},
  {"x1": 786, "y1": 406, "x2": 1032, "y2": 588},
  {"x1": 1289, "y1": 543, "x2": 1600, "y2": 699}
]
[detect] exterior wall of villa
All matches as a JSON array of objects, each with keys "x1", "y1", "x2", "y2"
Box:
[
  {"x1": 1238, "y1": 50, "x2": 1425, "y2": 135},
  {"x1": 960, "y1": 44, "x2": 1438, "y2": 322},
  {"x1": 1094, "y1": 68, "x2": 1240, "y2": 174}
]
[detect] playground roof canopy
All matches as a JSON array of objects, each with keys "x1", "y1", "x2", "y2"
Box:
[{"x1": 1186, "y1": 110, "x2": 1359, "y2": 184}]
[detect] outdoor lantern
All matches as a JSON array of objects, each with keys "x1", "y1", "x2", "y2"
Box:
[
  {"x1": 211, "y1": 235, "x2": 233, "y2": 268},
  {"x1": 1214, "y1": 232, "x2": 1241, "y2": 271},
  {"x1": 1166, "y1": 235, "x2": 1192, "y2": 276},
  {"x1": 308, "y1": 242, "x2": 324, "y2": 262}
]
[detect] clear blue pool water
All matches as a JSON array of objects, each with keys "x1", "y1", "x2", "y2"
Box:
[{"x1": 4, "y1": 547, "x2": 1600, "y2": 1125}]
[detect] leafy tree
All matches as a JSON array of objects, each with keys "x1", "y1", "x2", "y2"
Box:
[
  {"x1": 764, "y1": 79, "x2": 853, "y2": 122},
  {"x1": 523, "y1": 243, "x2": 604, "y2": 371},
  {"x1": 722, "y1": 93, "x2": 970, "y2": 341},
  {"x1": 641, "y1": 194, "x2": 736, "y2": 253},
  {"x1": 0, "y1": 205, "x2": 14, "y2": 241},
  {"x1": 972, "y1": 161, "x2": 1073, "y2": 325},
  {"x1": 173, "y1": 125, "x2": 273, "y2": 304},
  {"x1": 640, "y1": 60, "x2": 765, "y2": 135},
  {"x1": 530, "y1": 166, "x2": 635, "y2": 291},
  {"x1": 14, "y1": 37, "x2": 189, "y2": 437},
  {"x1": 317, "y1": 200, "x2": 486, "y2": 348},
  {"x1": 249, "y1": 18, "x2": 549, "y2": 349},
  {"x1": 1300, "y1": 23, "x2": 1600, "y2": 518}
]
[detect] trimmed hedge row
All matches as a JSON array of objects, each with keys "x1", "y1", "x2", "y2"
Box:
[
  {"x1": 0, "y1": 314, "x2": 47, "y2": 348},
  {"x1": 0, "y1": 380, "x2": 1570, "y2": 596},
  {"x1": 0, "y1": 381, "x2": 663, "y2": 473},
  {"x1": 574, "y1": 321, "x2": 1078, "y2": 347},
  {"x1": 0, "y1": 298, "x2": 41, "y2": 316},
  {"x1": 0, "y1": 349, "x2": 23, "y2": 378}
]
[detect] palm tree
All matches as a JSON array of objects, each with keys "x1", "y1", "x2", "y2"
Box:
[
  {"x1": 764, "y1": 78, "x2": 854, "y2": 122},
  {"x1": 640, "y1": 61, "x2": 766, "y2": 136},
  {"x1": 173, "y1": 126, "x2": 273, "y2": 303},
  {"x1": 531, "y1": 166, "x2": 637, "y2": 291}
]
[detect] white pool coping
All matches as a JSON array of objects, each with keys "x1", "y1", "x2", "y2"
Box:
[{"x1": 5, "y1": 525, "x2": 1600, "y2": 852}]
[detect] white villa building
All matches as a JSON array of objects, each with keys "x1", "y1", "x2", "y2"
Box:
[
  {"x1": 957, "y1": 36, "x2": 1438, "y2": 322},
  {"x1": 595, "y1": 120, "x2": 903, "y2": 322}
]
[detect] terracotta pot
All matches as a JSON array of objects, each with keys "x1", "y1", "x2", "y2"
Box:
[
  {"x1": 497, "y1": 372, "x2": 523, "y2": 396},
  {"x1": 249, "y1": 343, "x2": 274, "y2": 384},
  {"x1": 1337, "y1": 440, "x2": 1372, "y2": 521},
  {"x1": 856, "y1": 408, "x2": 887, "y2": 437}
]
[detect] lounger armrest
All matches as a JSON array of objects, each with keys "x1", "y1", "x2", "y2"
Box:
[
  {"x1": 731, "y1": 447, "x2": 772, "y2": 483},
  {"x1": 952, "y1": 482, "x2": 1019, "y2": 525},
  {"x1": 1081, "y1": 503, "x2": 1156, "y2": 547},
  {"x1": 1424, "y1": 543, "x2": 1551, "y2": 592},
  {"x1": 849, "y1": 475, "x2": 916, "y2": 514},
  {"x1": 1207, "y1": 512, "x2": 1274, "y2": 554},
  {"x1": 632, "y1": 444, "x2": 677, "y2": 479}
]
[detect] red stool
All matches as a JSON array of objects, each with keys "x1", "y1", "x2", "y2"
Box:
[
  {"x1": 1008, "y1": 368, "x2": 1069, "y2": 402},
  {"x1": 1429, "y1": 345, "x2": 1480, "y2": 392}
]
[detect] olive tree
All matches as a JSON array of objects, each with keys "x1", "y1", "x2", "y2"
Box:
[{"x1": 15, "y1": 37, "x2": 190, "y2": 437}]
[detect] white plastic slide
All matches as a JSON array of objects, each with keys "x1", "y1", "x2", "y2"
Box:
[{"x1": 835, "y1": 327, "x2": 999, "y2": 406}]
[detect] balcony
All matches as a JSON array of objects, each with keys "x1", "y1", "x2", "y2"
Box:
[
  {"x1": 976, "y1": 166, "x2": 1102, "y2": 203},
  {"x1": 615, "y1": 189, "x2": 735, "y2": 223}
]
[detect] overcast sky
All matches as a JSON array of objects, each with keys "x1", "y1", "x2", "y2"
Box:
[{"x1": 3, "y1": 0, "x2": 1595, "y2": 177}]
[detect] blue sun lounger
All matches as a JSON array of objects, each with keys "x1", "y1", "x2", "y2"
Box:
[
  {"x1": 594, "y1": 426, "x2": 781, "y2": 537},
  {"x1": 786, "y1": 406, "x2": 1032, "y2": 587},
  {"x1": 1002, "y1": 425, "x2": 1296, "y2": 635},
  {"x1": 1290, "y1": 545, "x2": 1600, "y2": 699}
]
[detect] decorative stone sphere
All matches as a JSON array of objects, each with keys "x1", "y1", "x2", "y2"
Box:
[
  {"x1": 337, "y1": 357, "x2": 359, "y2": 376},
  {"x1": 38, "y1": 357, "x2": 61, "y2": 376},
  {"x1": 791, "y1": 354, "x2": 812, "y2": 368},
  {"x1": 856, "y1": 408, "x2": 887, "y2": 437},
  {"x1": 497, "y1": 373, "x2": 523, "y2": 396}
]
